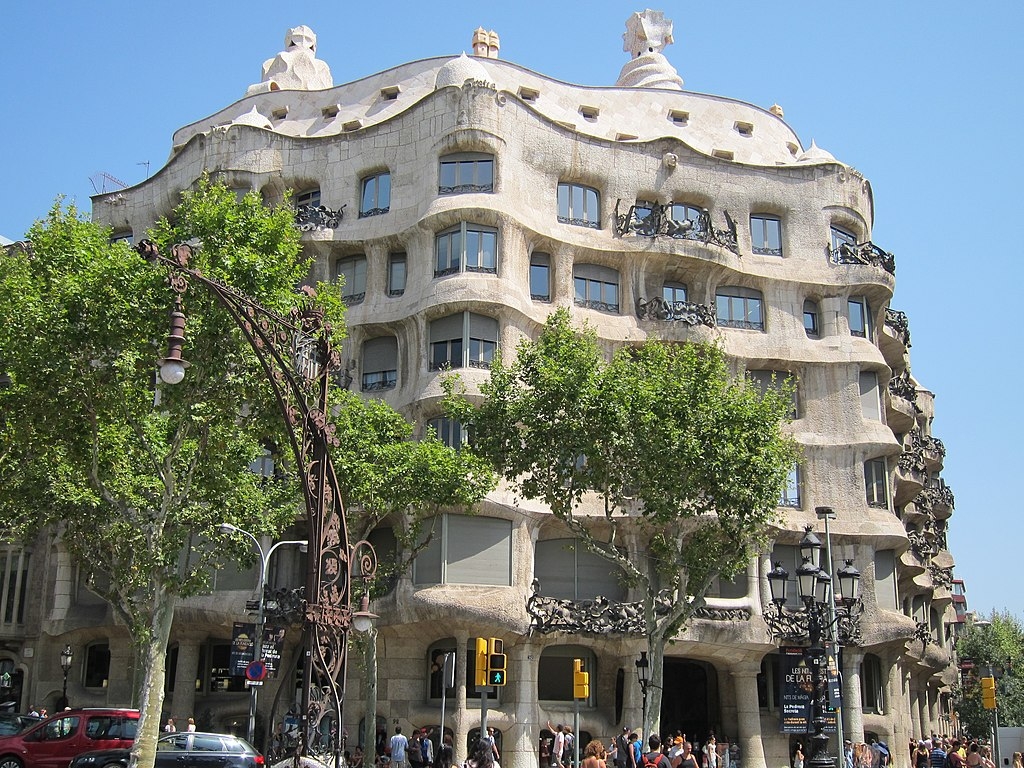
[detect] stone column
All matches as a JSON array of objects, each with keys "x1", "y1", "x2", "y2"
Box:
[
  {"x1": 927, "y1": 685, "x2": 939, "y2": 735},
  {"x1": 885, "y1": 656, "x2": 911, "y2": 764},
  {"x1": 907, "y1": 684, "x2": 921, "y2": 745},
  {"x1": 842, "y1": 649, "x2": 865, "y2": 744},
  {"x1": 171, "y1": 637, "x2": 202, "y2": 722},
  {"x1": 917, "y1": 681, "x2": 929, "y2": 739},
  {"x1": 731, "y1": 661, "x2": 767, "y2": 768},
  {"x1": 452, "y1": 635, "x2": 469, "y2": 766}
]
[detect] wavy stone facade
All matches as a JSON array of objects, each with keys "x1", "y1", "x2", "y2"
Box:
[{"x1": 0, "y1": 14, "x2": 959, "y2": 768}]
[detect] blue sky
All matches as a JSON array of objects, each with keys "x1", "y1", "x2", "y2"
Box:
[{"x1": 3, "y1": 1, "x2": 1021, "y2": 618}]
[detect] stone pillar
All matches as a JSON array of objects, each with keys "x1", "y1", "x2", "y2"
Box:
[
  {"x1": 171, "y1": 638, "x2": 202, "y2": 722},
  {"x1": 916, "y1": 681, "x2": 929, "y2": 739},
  {"x1": 927, "y1": 685, "x2": 939, "y2": 735},
  {"x1": 886, "y1": 657, "x2": 911, "y2": 765},
  {"x1": 842, "y1": 649, "x2": 865, "y2": 744},
  {"x1": 731, "y1": 661, "x2": 767, "y2": 768},
  {"x1": 908, "y1": 684, "x2": 921, "y2": 745},
  {"x1": 452, "y1": 635, "x2": 469, "y2": 766}
]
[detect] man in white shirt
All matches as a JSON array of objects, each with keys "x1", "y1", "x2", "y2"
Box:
[
  {"x1": 391, "y1": 726, "x2": 410, "y2": 768},
  {"x1": 547, "y1": 722, "x2": 565, "y2": 767}
]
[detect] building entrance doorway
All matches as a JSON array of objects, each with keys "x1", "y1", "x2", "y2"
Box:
[{"x1": 659, "y1": 658, "x2": 719, "y2": 744}]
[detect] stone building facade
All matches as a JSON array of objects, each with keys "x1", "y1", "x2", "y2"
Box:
[{"x1": 5, "y1": 12, "x2": 960, "y2": 768}]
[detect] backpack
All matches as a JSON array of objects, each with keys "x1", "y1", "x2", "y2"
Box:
[{"x1": 642, "y1": 754, "x2": 668, "y2": 768}]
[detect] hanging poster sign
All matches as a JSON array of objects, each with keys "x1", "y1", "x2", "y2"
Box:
[
  {"x1": 778, "y1": 646, "x2": 838, "y2": 734},
  {"x1": 231, "y1": 622, "x2": 256, "y2": 675},
  {"x1": 260, "y1": 625, "x2": 286, "y2": 678}
]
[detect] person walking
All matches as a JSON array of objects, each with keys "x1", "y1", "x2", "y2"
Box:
[
  {"x1": 547, "y1": 722, "x2": 566, "y2": 768},
  {"x1": 391, "y1": 726, "x2": 410, "y2": 768},
  {"x1": 164, "y1": 718, "x2": 176, "y2": 733}
]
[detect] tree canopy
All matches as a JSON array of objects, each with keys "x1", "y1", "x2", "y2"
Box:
[
  {"x1": 954, "y1": 611, "x2": 1024, "y2": 736},
  {"x1": 444, "y1": 308, "x2": 797, "y2": 735},
  {"x1": 0, "y1": 178, "x2": 492, "y2": 768}
]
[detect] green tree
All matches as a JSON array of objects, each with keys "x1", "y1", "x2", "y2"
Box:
[
  {"x1": 444, "y1": 309, "x2": 797, "y2": 736},
  {"x1": 0, "y1": 179, "x2": 492, "y2": 768},
  {"x1": 954, "y1": 611, "x2": 1024, "y2": 737}
]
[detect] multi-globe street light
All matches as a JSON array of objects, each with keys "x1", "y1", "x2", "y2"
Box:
[
  {"x1": 635, "y1": 650, "x2": 651, "y2": 738},
  {"x1": 59, "y1": 644, "x2": 73, "y2": 710},
  {"x1": 766, "y1": 525, "x2": 861, "y2": 768}
]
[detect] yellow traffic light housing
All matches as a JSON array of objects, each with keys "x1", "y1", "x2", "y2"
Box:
[
  {"x1": 573, "y1": 658, "x2": 590, "y2": 699},
  {"x1": 487, "y1": 638, "x2": 507, "y2": 686},
  {"x1": 474, "y1": 637, "x2": 489, "y2": 687},
  {"x1": 981, "y1": 676, "x2": 997, "y2": 710}
]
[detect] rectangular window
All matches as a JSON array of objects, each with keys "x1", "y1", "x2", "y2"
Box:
[
  {"x1": 413, "y1": 514, "x2": 512, "y2": 586},
  {"x1": 748, "y1": 370, "x2": 798, "y2": 418},
  {"x1": 388, "y1": 253, "x2": 407, "y2": 297},
  {"x1": 336, "y1": 256, "x2": 367, "y2": 305},
  {"x1": 435, "y1": 224, "x2": 498, "y2": 277},
  {"x1": 439, "y1": 154, "x2": 494, "y2": 194},
  {"x1": 864, "y1": 458, "x2": 888, "y2": 508},
  {"x1": 859, "y1": 371, "x2": 881, "y2": 420},
  {"x1": 530, "y1": 253, "x2": 551, "y2": 302},
  {"x1": 769, "y1": 544, "x2": 803, "y2": 610},
  {"x1": 874, "y1": 550, "x2": 898, "y2": 611},
  {"x1": 429, "y1": 312, "x2": 498, "y2": 370},
  {"x1": 716, "y1": 287, "x2": 764, "y2": 331},
  {"x1": 831, "y1": 226, "x2": 857, "y2": 251},
  {"x1": 359, "y1": 173, "x2": 391, "y2": 217},
  {"x1": 84, "y1": 643, "x2": 111, "y2": 688},
  {"x1": 751, "y1": 215, "x2": 783, "y2": 256},
  {"x1": 663, "y1": 282, "x2": 687, "y2": 304},
  {"x1": 803, "y1": 300, "x2": 819, "y2": 338},
  {"x1": 861, "y1": 655, "x2": 884, "y2": 713},
  {"x1": 295, "y1": 188, "x2": 321, "y2": 209},
  {"x1": 848, "y1": 297, "x2": 869, "y2": 338},
  {"x1": 362, "y1": 337, "x2": 398, "y2": 392},
  {"x1": 0, "y1": 546, "x2": 29, "y2": 625},
  {"x1": 778, "y1": 465, "x2": 801, "y2": 508},
  {"x1": 757, "y1": 654, "x2": 781, "y2": 710}
]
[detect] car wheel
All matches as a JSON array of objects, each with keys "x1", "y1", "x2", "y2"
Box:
[
  {"x1": 102, "y1": 762, "x2": 126, "y2": 768},
  {"x1": 0, "y1": 756, "x2": 23, "y2": 768}
]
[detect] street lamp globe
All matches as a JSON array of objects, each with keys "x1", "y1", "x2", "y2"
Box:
[
  {"x1": 815, "y1": 568, "x2": 831, "y2": 606},
  {"x1": 799, "y1": 527, "x2": 823, "y2": 570},
  {"x1": 352, "y1": 595, "x2": 378, "y2": 634},
  {"x1": 159, "y1": 359, "x2": 187, "y2": 385},
  {"x1": 60, "y1": 644, "x2": 73, "y2": 673},
  {"x1": 796, "y1": 556, "x2": 819, "y2": 603},
  {"x1": 837, "y1": 560, "x2": 861, "y2": 606},
  {"x1": 767, "y1": 562, "x2": 790, "y2": 606}
]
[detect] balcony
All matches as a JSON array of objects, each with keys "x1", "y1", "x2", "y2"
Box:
[
  {"x1": 828, "y1": 240, "x2": 896, "y2": 275},
  {"x1": 636, "y1": 296, "x2": 716, "y2": 327},
  {"x1": 294, "y1": 203, "x2": 345, "y2": 231},
  {"x1": 615, "y1": 200, "x2": 740, "y2": 255}
]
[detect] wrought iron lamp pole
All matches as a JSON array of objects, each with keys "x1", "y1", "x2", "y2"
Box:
[
  {"x1": 139, "y1": 240, "x2": 376, "y2": 764},
  {"x1": 635, "y1": 651, "x2": 650, "y2": 738},
  {"x1": 59, "y1": 644, "x2": 73, "y2": 710}
]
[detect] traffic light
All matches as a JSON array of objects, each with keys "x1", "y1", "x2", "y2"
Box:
[
  {"x1": 474, "y1": 638, "x2": 489, "y2": 687},
  {"x1": 487, "y1": 638, "x2": 507, "y2": 686},
  {"x1": 573, "y1": 658, "x2": 590, "y2": 699},
  {"x1": 981, "y1": 676, "x2": 996, "y2": 710}
]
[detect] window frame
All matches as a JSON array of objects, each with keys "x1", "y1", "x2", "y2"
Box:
[
  {"x1": 557, "y1": 183, "x2": 602, "y2": 229},
  {"x1": 429, "y1": 312, "x2": 499, "y2": 371},
  {"x1": 435, "y1": 223, "x2": 498, "y2": 277},
  {"x1": 803, "y1": 299, "x2": 820, "y2": 338},
  {"x1": 336, "y1": 255, "x2": 367, "y2": 306},
  {"x1": 830, "y1": 225, "x2": 857, "y2": 251},
  {"x1": 530, "y1": 252, "x2": 551, "y2": 302},
  {"x1": 864, "y1": 458, "x2": 889, "y2": 509},
  {"x1": 848, "y1": 297, "x2": 870, "y2": 338},
  {"x1": 778, "y1": 464, "x2": 802, "y2": 509},
  {"x1": 716, "y1": 286, "x2": 765, "y2": 331},
  {"x1": 387, "y1": 253, "x2": 407, "y2": 297},
  {"x1": 361, "y1": 336, "x2": 399, "y2": 392},
  {"x1": 438, "y1": 153, "x2": 494, "y2": 195},
  {"x1": 662, "y1": 281, "x2": 688, "y2": 305},
  {"x1": 359, "y1": 172, "x2": 391, "y2": 218},
  {"x1": 295, "y1": 188, "x2": 322, "y2": 209},
  {"x1": 860, "y1": 654, "x2": 885, "y2": 714},
  {"x1": 573, "y1": 264, "x2": 619, "y2": 314},
  {"x1": 750, "y1": 214, "x2": 783, "y2": 256},
  {"x1": 412, "y1": 513, "x2": 513, "y2": 586}
]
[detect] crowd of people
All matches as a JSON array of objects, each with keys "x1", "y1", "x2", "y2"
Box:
[{"x1": 540, "y1": 727, "x2": 734, "y2": 768}]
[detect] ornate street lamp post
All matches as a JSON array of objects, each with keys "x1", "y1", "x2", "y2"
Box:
[
  {"x1": 766, "y1": 526, "x2": 861, "y2": 768},
  {"x1": 59, "y1": 644, "x2": 73, "y2": 710},
  {"x1": 139, "y1": 240, "x2": 376, "y2": 766},
  {"x1": 635, "y1": 651, "x2": 651, "y2": 738}
]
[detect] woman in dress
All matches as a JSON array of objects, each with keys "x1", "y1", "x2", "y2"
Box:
[{"x1": 793, "y1": 743, "x2": 804, "y2": 768}]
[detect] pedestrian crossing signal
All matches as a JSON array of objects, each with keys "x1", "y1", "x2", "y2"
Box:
[
  {"x1": 487, "y1": 638, "x2": 507, "y2": 686},
  {"x1": 981, "y1": 676, "x2": 996, "y2": 710},
  {"x1": 573, "y1": 658, "x2": 590, "y2": 699},
  {"x1": 474, "y1": 638, "x2": 489, "y2": 687}
]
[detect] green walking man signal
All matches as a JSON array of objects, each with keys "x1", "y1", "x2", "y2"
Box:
[{"x1": 487, "y1": 638, "x2": 507, "y2": 686}]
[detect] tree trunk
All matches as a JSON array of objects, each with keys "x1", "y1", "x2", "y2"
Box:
[{"x1": 129, "y1": 592, "x2": 175, "y2": 768}]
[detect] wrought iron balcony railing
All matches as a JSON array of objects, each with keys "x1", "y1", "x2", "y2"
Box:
[
  {"x1": 636, "y1": 296, "x2": 716, "y2": 327},
  {"x1": 828, "y1": 240, "x2": 896, "y2": 275},
  {"x1": 614, "y1": 201, "x2": 740, "y2": 254},
  {"x1": 884, "y1": 308, "x2": 911, "y2": 347},
  {"x1": 295, "y1": 204, "x2": 346, "y2": 231}
]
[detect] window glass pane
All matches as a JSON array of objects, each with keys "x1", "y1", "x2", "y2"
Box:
[
  {"x1": 480, "y1": 231, "x2": 496, "y2": 269},
  {"x1": 531, "y1": 263, "x2": 550, "y2": 300},
  {"x1": 603, "y1": 281, "x2": 618, "y2": 309},
  {"x1": 440, "y1": 163, "x2": 456, "y2": 189},
  {"x1": 574, "y1": 276, "x2": 586, "y2": 303},
  {"x1": 874, "y1": 550, "x2": 898, "y2": 611},
  {"x1": 849, "y1": 299, "x2": 866, "y2": 336},
  {"x1": 389, "y1": 254, "x2": 406, "y2": 295},
  {"x1": 859, "y1": 371, "x2": 880, "y2": 420},
  {"x1": 477, "y1": 160, "x2": 493, "y2": 188},
  {"x1": 361, "y1": 178, "x2": 376, "y2": 212},
  {"x1": 585, "y1": 188, "x2": 598, "y2": 221},
  {"x1": 377, "y1": 173, "x2": 391, "y2": 208},
  {"x1": 557, "y1": 184, "x2": 570, "y2": 219},
  {"x1": 572, "y1": 185, "x2": 584, "y2": 218},
  {"x1": 766, "y1": 218, "x2": 781, "y2": 251},
  {"x1": 465, "y1": 230, "x2": 480, "y2": 268}
]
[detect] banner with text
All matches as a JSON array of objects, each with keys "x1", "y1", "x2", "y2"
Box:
[
  {"x1": 231, "y1": 622, "x2": 257, "y2": 675},
  {"x1": 778, "y1": 646, "x2": 838, "y2": 734}
]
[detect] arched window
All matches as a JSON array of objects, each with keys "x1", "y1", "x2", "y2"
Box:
[
  {"x1": 534, "y1": 539, "x2": 626, "y2": 601},
  {"x1": 538, "y1": 645, "x2": 596, "y2": 703},
  {"x1": 803, "y1": 299, "x2": 820, "y2": 338},
  {"x1": 558, "y1": 183, "x2": 601, "y2": 229},
  {"x1": 716, "y1": 286, "x2": 764, "y2": 331}
]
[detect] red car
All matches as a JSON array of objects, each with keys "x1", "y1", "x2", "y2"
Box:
[{"x1": 0, "y1": 708, "x2": 138, "y2": 768}]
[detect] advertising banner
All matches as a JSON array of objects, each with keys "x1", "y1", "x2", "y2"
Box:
[
  {"x1": 778, "y1": 646, "x2": 838, "y2": 734},
  {"x1": 231, "y1": 622, "x2": 257, "y2": 675},
  {"x1": 261, "y1": 625, "x2": 286, "y2": 678}
]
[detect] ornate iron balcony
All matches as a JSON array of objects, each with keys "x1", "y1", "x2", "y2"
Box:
[
  {"x1": 929, "y1": 563, "x2": 954, "y2": 589},
  {"x1": 559, "y1": 215, "x2": 601, "y2": 230},
  {"x1": 614, "y1": 200, "x2": 739, "y2": 254},
  {"x1": 828, "y1": 240, "x2": 896, "y2": 275},
  {"x1": 636, "y1": 296, "x2": 716, "y2": 327},
  {"x1": 439, "y1": 183, "x2": 493, "y2": 195},
  {"x1": 575, "y1": 298, "x2": 619, "y2": 313},
  {"x1": 295, "y1": 203, "x2": 345, "y2": 231},
  {"x1": 763, "y1": 600, "x2": 863, "y2": 646},
  {"x1": 888, "y1": 371, "x2": 919, "y2": 407},
  {"x1": 884, "y1": 308, "x2": 912, "y2": 347},
  {"x1": 358, "y1": 206, "x2": 390, "y2": 219}
]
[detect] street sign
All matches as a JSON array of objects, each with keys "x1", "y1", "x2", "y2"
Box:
[
  {"x1": 245, "y1": 680, "x2": 264, "y2": 687},
  {"x1": 246, "y1": 660, "x2": 268, "y2": 682}
]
